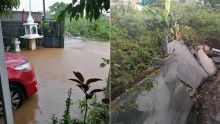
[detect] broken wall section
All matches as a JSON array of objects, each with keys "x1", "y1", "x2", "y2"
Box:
[{"x1": 111, "y1": 40, "x2": 217, "y2": 124}]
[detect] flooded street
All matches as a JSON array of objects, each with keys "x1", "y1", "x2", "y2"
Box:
[{"x1": 0, "y1": 38, "x2": 110, "y2": 124}]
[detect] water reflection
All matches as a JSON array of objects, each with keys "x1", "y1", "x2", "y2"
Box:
[{"x1": 0, "y1": 94, "x2": 39, "y2": 124}]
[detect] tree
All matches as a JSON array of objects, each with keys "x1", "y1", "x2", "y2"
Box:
[
  {"x1": 0, "y1": 0, "x2": 20, "y2": 13},
  {"x1": 204, "y1": 0, "x2": 220, "y2": 7},
  {"x1": 49, "y1": 2, "x2": 68, "y2": 18},
  {"x1": 0, "y1": 0, "x2": 20, "y2": 123},
  {"x1": 57, "y1": 0, "x2": 110, "y2": 22},
  {"x1": 145, "y1": 0, "x2": 170, "y2": 55}
]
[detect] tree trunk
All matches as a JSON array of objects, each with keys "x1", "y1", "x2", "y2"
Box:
[{"x1": 163, "y1": 27, "x2": 169, "y2": 55}]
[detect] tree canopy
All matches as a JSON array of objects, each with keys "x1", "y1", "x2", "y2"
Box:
[
  {"x1": 49, "y1": 2, "x2": 68, "y2": 18},
  {"x1": 0, "y1": 0, "x2": 20, "y2": 13},
  {"x1": 57, "y1": 0, "x2": 110, "y2": 22},
  {"x1": 204, "y1": 0, "x2": 220, "y2": 7}
]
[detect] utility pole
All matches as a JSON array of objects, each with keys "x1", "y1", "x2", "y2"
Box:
[
  {"x1": 43, "y1": 0, "x2": 46, "y2": 20},
  {"x1": 0, "y1": 18, "x2": 14, "y2": 124}
]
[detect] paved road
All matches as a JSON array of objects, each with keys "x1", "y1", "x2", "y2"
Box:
[{"x1": 0, "y1": 39, "x2": 110, "y2": 124}]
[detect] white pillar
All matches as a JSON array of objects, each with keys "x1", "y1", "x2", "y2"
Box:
[{"x1": 29, "y1": 39, "x2": 37, "y2": 50}]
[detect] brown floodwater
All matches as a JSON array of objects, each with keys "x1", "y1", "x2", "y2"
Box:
[{"x1": 0, "y1": 39, "x2": 110, "y2": 124}]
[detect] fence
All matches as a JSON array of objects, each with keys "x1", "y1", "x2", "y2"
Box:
[{"x1": 1, "y1": 20, "x2": 64, "y2": 49}]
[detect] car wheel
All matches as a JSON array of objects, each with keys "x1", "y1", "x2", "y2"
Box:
[
  {"x1": 0, "y1": 85, "x2": 25, "y2": 116},
  {"x1": 10, "y1": 85, "x2": 25, "y2": 110}
]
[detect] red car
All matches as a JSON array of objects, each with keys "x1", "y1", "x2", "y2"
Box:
[{"x1": 0, "y1": 52, "x2": 38, "y2": 114}]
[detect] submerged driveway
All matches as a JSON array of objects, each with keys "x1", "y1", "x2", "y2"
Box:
[{"x1": 0, "y1": 38, "x2": 110, "y2": 124}]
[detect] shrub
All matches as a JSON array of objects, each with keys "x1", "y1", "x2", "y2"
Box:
[
  {"x1": 111, "y1": 8, "x2": 160, "y2": 100},
  {"x1": 65, "y1": 16, "x2": 110, "y2": 40}
]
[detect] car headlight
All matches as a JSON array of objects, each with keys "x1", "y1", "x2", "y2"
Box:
[{"x1": 14, "y1": 62, "x2": 32, "y2": 71}]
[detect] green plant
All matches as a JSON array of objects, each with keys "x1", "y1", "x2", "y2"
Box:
[
  {"x1": 51, "y1": 114, "x2": 58, "y2": 124},
  {"x1": 57, "y1": 0, "x2": 109, "y2": 22},
  {"x1": 0, "y1": 0, "x2": 20, "y2": 13},
  {"x1": 144, "y1": 0, "x2": 171, "y2": 55},
  {"x1": 51, "y1": 71, "x2": 109, "y2": 124},
  {"x1": 100, "y1": 58, "x2": 110, "y2": 68},
  {"x1": 62, "y1": 88, "x2": 72, "y2": 124},
  {"x1": 169, "y1": 3, "x2": 220, "y2": 43},
  {"x1": 69, "y1": 71, "x2": 105, "y2": 124},
  {"x1": 65, "y1": 16, "x2": 110, "y2": 40},
  {"x1": 49, "y1": 2, "x2": 68, "y2": 19},
  {"x1": 39, "y1": 20, "x2": 54, "y2": 36},
  {"x1": 111, "y1": 7, "x2": 160, "y2": 100},
  {"x1": 86, "y1": 96, "x2": 109, "y2": 124}
]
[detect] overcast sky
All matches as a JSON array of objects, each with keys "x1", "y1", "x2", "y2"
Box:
[{"x1": 16, "y1": 0, "x2": 72, "y2": 12}]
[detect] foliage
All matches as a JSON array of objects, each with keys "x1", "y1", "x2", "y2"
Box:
[
  {"x1": 4, "y1": 38, "x2": 16, "y2": 53},
  {"x1": 100, "y1": 58, "x2": 110, "y2": 68},
  {"x1": 39, "y1": 20, "x2": 52, "y2": 35},
  {"x1": 170, "y1": 3, "x2": 220, "y2": 42},
  {"x1": 111, "y1": 8, "x2": 160, "y2": 100},
  {"x1": 144, "y1": 0, "x2": 171, "y2": 54},
  {"x1": 65, "y1": 16, "x2": 110, "y2": 40},
  {"x1": 57, "y1": 0, "x2": 110, "y2": 22},
  {"x1": 204, "y1": 0, "x2": 220, "y2": 7},
  {"x1": 69, "y1": 71, "x2": 106, "y2": 124},
  {"x1": 49, "y1": 2, "x2": 68, "y2": 19},
  {"x1": 0, "y1": 0, "x2": 20, "y2": 13},
  {"x1": 62, "y1": 88, "x2": 73, "y2": 124},
  {"x1": 86, "y1": 96, "x2": 109, "y2": 124},
  {"x1": 51, "y1": 72, "x2": 109, "y2": 124}
]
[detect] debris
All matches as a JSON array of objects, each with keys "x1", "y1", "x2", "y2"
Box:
[
  {"x1": 195, "y1": 49, "x2": 217, "y2": 76},
  {"x1": 168, "y1": 41, "x2": 208, "y2": 89},
  {"x1": 195, "y1": 45, "x2": 211, "y2": 53}
]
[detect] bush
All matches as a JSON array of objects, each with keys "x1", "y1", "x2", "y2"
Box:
[
  {"x1": 65, "y1": 16, "x2": 110, "y2": 40},
  {"x1": 170, "y1": 3, "x2": 220, "y2": 40},
  {"x1": 111, "y1": 3, "x2": 220, "y2": 100},
  {"x1": 111, "y1": 8, "x2": 160, "y2": 100}
]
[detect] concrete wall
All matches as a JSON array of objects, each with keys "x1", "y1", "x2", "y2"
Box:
[
  {"x1": 111, "y1": 54, "x2": 193, "y2": 124},
  {"x1": 111, "y1": 41, "x2": 216, "y2": 124}
]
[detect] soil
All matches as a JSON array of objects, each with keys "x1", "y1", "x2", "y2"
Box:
[{"x1": 187, "y1": 71, "x2": 220, "y2": 124}]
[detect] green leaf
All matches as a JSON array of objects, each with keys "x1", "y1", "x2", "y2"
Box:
[
  {"x1": 144, "y1": 6, "x2": 163, "y2": 22},
  {"x1": 75, "y1": 13, "x2": 80, "y2": 21},
  {"x1": 57, "y1": 10, "x2": 66, "y2": 22},
  {"x1": 100, "y1": 63, "x2": 106, "y2": 68},
  {"x1": 86, "y1": 78, "x2": 102, "y2": 85},
  {"x1": 66, "y1": 4, "x2": 73, "y2": 15},
  {"x1": 73, "y1": 71, "x2": 84, "y2": 83},
  {"x1": 72, "y1": 0, "x2": 77, "y2": 5},
  {"x1": 164, "y1": 0, "x2": 170, "y2": 22}
]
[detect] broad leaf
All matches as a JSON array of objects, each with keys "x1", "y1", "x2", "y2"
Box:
[
  {"x1": 66, "y1": 4, "x2": 73, "y2": 15},
  {"x1": 57, "y1": 10, "x2": 66, "y2": 22},
  {"x1": 86, "y1": 78, "x2": 102, "y2": 85},
  {"x1": 102, "y1": 98, "x2": 110, "y2": 104},
  {"x1": 89, "y1": 89, "x2": 104, "y2": 95},
  {"x1": 73, "y1": 71, "x2": 84, "y2": 83},
  {"x1": 144, "y1": 5, "x2": 163, "y2": 22},
  {"x1": 75, "y1": 13, "x2": 80, "y2": 21},
  {"x1": 77, "y1": 84, "x2": 85, "y2": 93},
  {"x1": 69, "y1": 78, "x2": 82, "y2": 84},
  {"x1": 82, "y1": 84, "x2": 89, "y2": 92},
  {"x1": 163, "y1": 0, "x2": 170, "y2": 23}
]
